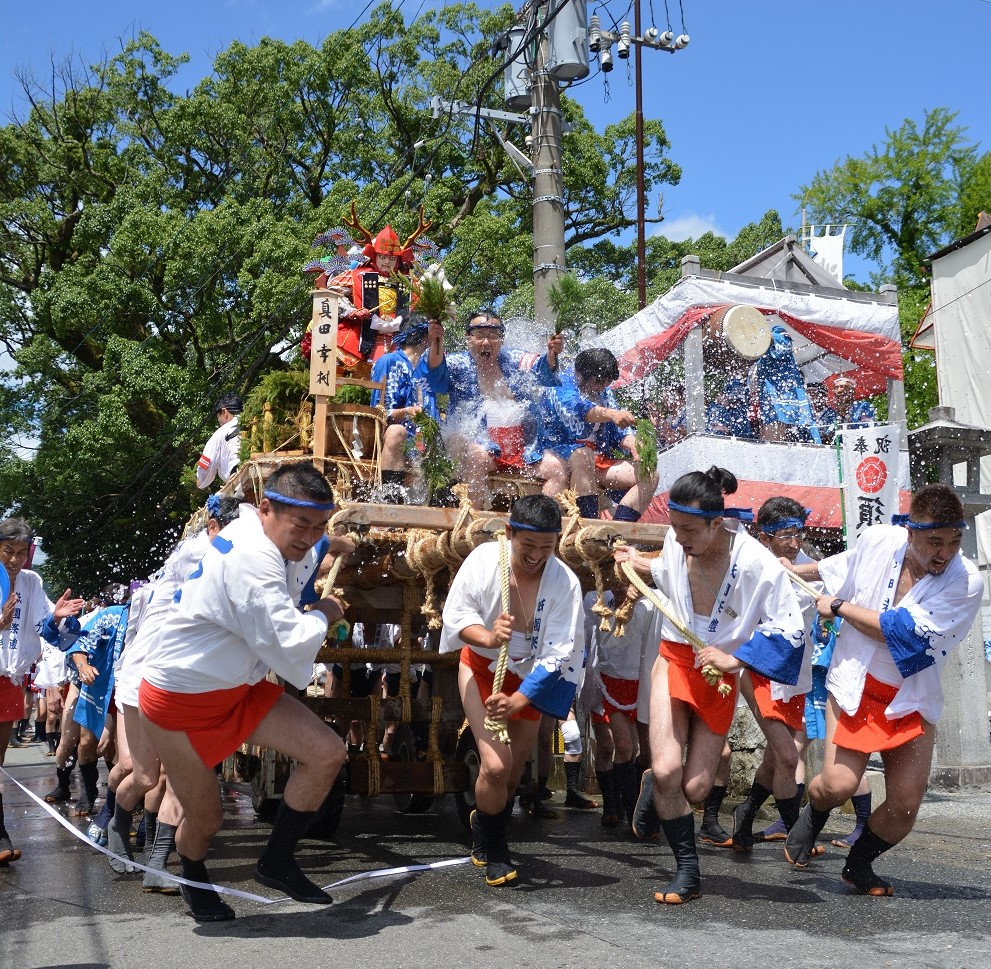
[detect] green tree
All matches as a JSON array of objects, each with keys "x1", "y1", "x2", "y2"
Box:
[
  {"x1": 0, "y1": 3, "x2": 683, "y2": 586},
  {"x1": 797, "y1": 107, "x2": 979, "y2": 290}
]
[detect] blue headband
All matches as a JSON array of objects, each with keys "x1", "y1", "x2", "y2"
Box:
[
  {"x1": 508, "y1": 519, "x2": 561, "y2": 534},
  {"x1": 760, "y1": 513, "x2": 811, "y2": 535},
  {"x1": 264, "y1": 489, "x2": 335, "y2": 512},
  {"x1": 891, "y1": 514, "x2": 966, "y2": 531},
  {"x1": 392, "y1": 322, "x2": 430, "y2": 347},
  {"x1": 668, "y1": 500, "x2": 754, "y2": 523}
]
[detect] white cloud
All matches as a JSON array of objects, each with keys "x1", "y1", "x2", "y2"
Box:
[{"x1": 655, "y1": 213, "x2": 728, "y2": 243}]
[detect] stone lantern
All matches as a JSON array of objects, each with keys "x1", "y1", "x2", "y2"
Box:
[{"x1": 908, "y1": 405, "x2": 991, "y2": 789}]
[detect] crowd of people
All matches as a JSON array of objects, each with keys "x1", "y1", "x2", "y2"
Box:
[{"x1": 0, "y1": 308, "x2": 980, "y2": 921}]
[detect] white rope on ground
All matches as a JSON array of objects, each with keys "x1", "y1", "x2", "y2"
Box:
[{"x1": 1, "y1": 766, "x2": 469, "y2": 904}]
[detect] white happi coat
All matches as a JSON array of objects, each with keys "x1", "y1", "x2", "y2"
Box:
[
  {"x1": 142, "y1": 512, "x2": 328, "y2": 694},
  {"x1": 115, "y1": 531, "x2": 211, "y2": 708},
  {"x1": 769, "y1": 548, "x2": 817, "y2": 703},
  {"x1": 819, "y1": 524, "x2": 983, "y2": 724},
  {"x1": 441, "y1": 541, "x2": 584, "y2": 718},
  {"x1": 1, "y1": 569, "x2": 52, "y2": 681},
  {"x1": 649, "y1": 521, "x2": 807, "y2": 687}
]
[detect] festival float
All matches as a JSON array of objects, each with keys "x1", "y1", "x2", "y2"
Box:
[{"x1": 212, "y1": 207, "x2": 670, "y2": 835}]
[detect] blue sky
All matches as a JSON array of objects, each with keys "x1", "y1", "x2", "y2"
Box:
[{"x1": 2, "y1": 0, "x2": 989, "y2": 284}]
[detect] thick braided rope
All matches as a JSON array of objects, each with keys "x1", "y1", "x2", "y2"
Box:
[
  {"x1": 619, "y1": 560, "x2": 733, "y2": 697},
  {"x1": 367, "y1": 692, "x2": 382, "y2": 795},
  {"x1": 574, "y1": 525, "x2": 613, "y2": 632},
  {"x1": 482, "y1": 533, "x2": 512, "y2": 745}
]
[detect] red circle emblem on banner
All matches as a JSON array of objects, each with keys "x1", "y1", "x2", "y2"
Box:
[{"x1": 856, "y1": 456, "x2": 888, "y2": 494}]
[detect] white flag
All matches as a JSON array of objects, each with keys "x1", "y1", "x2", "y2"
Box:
[
  {"x1": 809, "y1": 226, "x2": 846, "y2": 283},
  {"x1": 838, "y1": 422, "x2": 903, "y2": 549}
]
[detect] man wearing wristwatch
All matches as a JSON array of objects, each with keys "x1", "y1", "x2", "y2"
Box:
[{"x1": 779, "y1": 483, "x2": 983, "y2": 897}]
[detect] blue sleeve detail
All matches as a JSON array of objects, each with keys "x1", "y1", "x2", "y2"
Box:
[
  {"x1": 734, "y1": 629, "x2": 803, "y2": 686},
  {"x1": 299, "y1": 535, "x2": 331, "y2": 608},
  {"x1": 879, "y1": 607, "x2": 937, "y2": 677},
  {"x1": 211, "y1": 536, "x2": 234, "y2": 554},
  {"x1": 173, "y1": 589, "x2": 182, "y2": 603},
  {"x1": 518, "y1": 666, "x2": 578, "y2": 720},
  {"x1": 41, "y1": 613, "x2": 61, "y2": 646}
]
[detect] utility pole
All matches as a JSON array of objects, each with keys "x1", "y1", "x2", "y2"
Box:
[
  {"x1": 633, "y1": 0, "x2": 647, "y2": 309},
  {"x1": 531, "y1": 23, "x2": 567, "y2": 331}
]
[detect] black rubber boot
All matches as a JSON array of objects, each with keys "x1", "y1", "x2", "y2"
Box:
[
  {"x1": 75, "y1": 761, "x2": 100, "y2": 816},
  {"x1": 469, "y1": 808, "x2": 487, "y2": 867},
  {"x1": 0, "y1": 793, "x2": 22, "y2": 866},
  {"x1": 46, "y1": 732, "x2": 59, "y2": 756},
  {"x1": 732, "y1": 780, "x2": 772, "y2": 853},
  {"x1": 107, "y1": 803, "x2": 135, "y2": 874},
  {"x1": 784, "y1": 802, "x2": 832, "y2": 867},
  {"x1": 526, "y1": 777, "x2": 557, "y2": 819},
  {"x1": 143, "y1": 821, "x2": 179, "y2": 894},
  {"x1": 141, "y1": 810, "x2": 157, "y2": 853},
  {"x1": 255, "y1": 800, "x2": 332, "y2": 904},
  {"x1": 698, "y1": 785, "x2": 732, "y2": 847},
  {"x1": 595, "y1": 769, "x2": 622, "y2": 827},
  {"x1": 476, "y1": 808, "x2": 516, "y2": 886},
  {"x1": 655, "y1": 813, "x2": 702, "y2": 904},
  {"x1": 44, "y1": 766, "x2": 73, "y2": 803},
  {"x1": 612, "y1": 760, "x2": 640, "y2": 827},
  {"x1": 631, "y1": 769, "x2": 661, "y2": 840},
  {"x1": 564, "y1": 762, "x2": 597, "y2": 809},
  {"x1": 775, "y1": 792, "x2": 803, "y2": 832},
  {"x1": 842, "y1": 823, "x2": 895, "y2": 896},
  {"x1": 34, "y1": 719, "x2": 46, "y2": 742},
  {"x1": 179, "y1": 855, "x2": 236, "y2": 921}
]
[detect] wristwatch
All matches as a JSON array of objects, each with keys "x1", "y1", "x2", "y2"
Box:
[{"x1": 830, "y1": 597, "x2": 845, "y2": 617}]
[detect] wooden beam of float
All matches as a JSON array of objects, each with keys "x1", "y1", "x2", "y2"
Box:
[{"x1": 333, "y1": 500, "x2": 669, "y2": 548}]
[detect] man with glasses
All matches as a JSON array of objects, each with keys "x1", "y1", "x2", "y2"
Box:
[
  {"x1": 728, "y1": 498, "x2": 817, "y2": 851},
  {"x1": 425, "y1": 310, "x2": 566, "y2": 507}
]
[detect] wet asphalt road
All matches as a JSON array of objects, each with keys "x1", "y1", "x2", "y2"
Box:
[{"x1": 2, "y1": 742, "x2": 990, "y2": 969}]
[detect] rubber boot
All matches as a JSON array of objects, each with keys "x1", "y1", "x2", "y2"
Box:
[
  {"x1": 784, "y1": 802, "x2": 832, "y2": 867},
  {"x1": 75, "y1": 761, "x2": 100, "y2": 816},
  {"x1": 564, "y1": 762, "x2": 597, "y2": 809},
  {"x1": 469, "y1": 808, "x2": 487, "y2": 867},
  {"x1": 842, "y1": 823, "x2": 895, "y2": 896},
  {"x1": 774, "y1": 793, "x2": 803, "y2": 833},
  {"x1": 631, "y1": 769, "x2": 661, "y2": 840},
  {"x1": 732, "y1": 780, "x2": 772, "y2": 853},
  {"x1": 34, "y1": 719, "x2": 46, "y2": 742},
  {"x1": 476, "y1": 808, "x2": 516, "y2": 886},
  {"x1": 143, "y1": 821, "x2": 179, "y2": 894},
  {"x1": 655, "y1": 814, "x2": 702, "y2": 904},
  {"x1": 141, "y1": 810, "x2": 157, "y2": 854},
  {"x1": 527, "y1": 776, "x2": 557, "y2": 819},
  {"x1": 179, "y1": 854, "x2": 236, "y2": 921},
  {"x1": 46, "y1": 732, "x2": 59, "y2": 756},
  {"x1": 0, "y1": 793, "x2": 22, "y2": 866},
  {"x1": 756, "y1": 783, "x2": 803, "y2": 841},
  {"x1": 833, "y1": 791, "x2": 872, "y2": 849},
  {"x1": 612, "y1": 760, "x2": 641, "y2": 828},
  {"x1": 255, "y1": 800, "x2": 332, "y2": 904},
  {"x1": 576, "y1": 494, "x2": 599, "y2": 519},
  {"x1": 107, "y1": 802, "x2": 136, "y2": 874},
  {"x1": 698, "y1": 785, "x2": 732, "y2": 847},
  {"x1": 44, "y1": 765, "x2": 73, "y2": 804},
  {"x1": 595, "y1": 769, "x2": 622, "y2": 827}
]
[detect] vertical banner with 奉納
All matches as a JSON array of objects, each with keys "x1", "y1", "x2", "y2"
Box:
[{"x1": 837, "y1": 422, "x2": 903, "y2": 550}]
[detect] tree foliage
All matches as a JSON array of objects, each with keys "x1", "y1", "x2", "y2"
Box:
[{"x1": 0, "y1": 2, "x2": 683, "y2": 586}]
